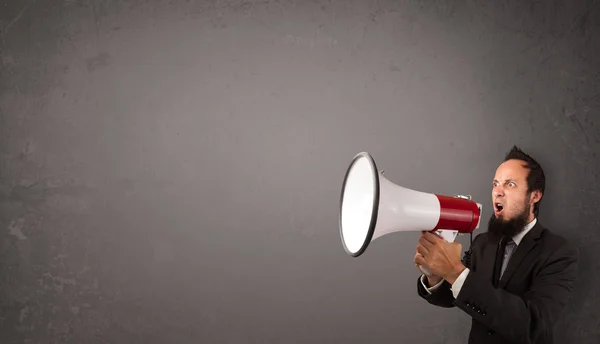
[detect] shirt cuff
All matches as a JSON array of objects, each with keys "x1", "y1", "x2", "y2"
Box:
[
  {"x1": 451, "y1": 268, "x2": 470, "y2": 299},
  {"x1": 420, "y1": 274, "x2": 444, "y2": 294}
]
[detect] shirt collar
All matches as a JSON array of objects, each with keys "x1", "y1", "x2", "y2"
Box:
[{"x1": 511, "y1": 217, "x2": 537, "y2": 246}]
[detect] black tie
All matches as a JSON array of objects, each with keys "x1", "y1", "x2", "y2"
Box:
[{"x1": 500, "y1": 239, "x2": 516, "y2": 279}]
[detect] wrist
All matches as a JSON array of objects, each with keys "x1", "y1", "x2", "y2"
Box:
[
  {"x1": 444, "y1": 263, "x2": 466, "y2": 285},
  {"x1": 426, "y1": 275, "x2": 443, "y2": 286}
]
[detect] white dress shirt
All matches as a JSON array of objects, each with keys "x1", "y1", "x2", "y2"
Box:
[{"x1": 420, "y1": 218, "x2": 537, "y2": 298}]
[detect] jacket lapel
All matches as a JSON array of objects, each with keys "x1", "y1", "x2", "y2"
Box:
[
  {"x1": 481, "y1": 234, "x2": 503, "y2": 287},
  {"x1": 498, "y1": 222, "x2": 544, "y2": 288}
]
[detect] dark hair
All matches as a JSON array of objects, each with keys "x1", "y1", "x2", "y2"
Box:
[{"x1": 503, "y1": 145, "x2": 546, "y2": 216}]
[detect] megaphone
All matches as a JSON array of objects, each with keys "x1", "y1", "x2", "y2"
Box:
[{"x1": 339, "y1": 152, "x2": 482, "y2": 275}]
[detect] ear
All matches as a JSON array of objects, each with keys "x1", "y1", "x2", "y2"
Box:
[{"x1": 530, "y1": 190, "x2": 542, "y2": 204}]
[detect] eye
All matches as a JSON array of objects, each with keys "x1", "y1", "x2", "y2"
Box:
[{"x1": 508, "y1": 182, "x2": 516, "y2": 187}]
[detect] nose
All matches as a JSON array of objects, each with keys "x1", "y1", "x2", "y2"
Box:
[{"x1": 493, "y1": 185, "x2": 504, "y2": 198}]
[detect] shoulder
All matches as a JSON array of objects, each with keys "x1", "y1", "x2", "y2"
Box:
[
  {"x1": 529, "y1": 224, "x2": 579, "y2": 279},
  {"x1": 537, "y1": 225, "x2": 579, "y2": 260}
]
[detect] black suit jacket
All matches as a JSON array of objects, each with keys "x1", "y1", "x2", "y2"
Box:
[{"x1": 417, "y1": 221, "x2": 578, "y2": 344}]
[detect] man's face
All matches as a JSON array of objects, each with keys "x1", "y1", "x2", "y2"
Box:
[
  {"x1": 491, "y1": 159, "x2": 532, "y2": 222},
  {"x1": 487, "y1": 159, "x2": 536, "y2": 238}
]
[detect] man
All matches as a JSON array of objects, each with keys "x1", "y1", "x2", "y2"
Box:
[{"x1": 414, "y1": 146, "x2": 579, "y2": 344}]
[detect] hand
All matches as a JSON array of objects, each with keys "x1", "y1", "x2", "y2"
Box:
[
  {"x1": 414, "y1": 231, "x2": 466, "y2": 284},
  {"x1": 414, "y1": 250, "x2": 443, "y2": 286}
]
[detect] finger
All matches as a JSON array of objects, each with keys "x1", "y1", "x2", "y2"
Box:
[
  {"x1": 423, "y1": 231, "x2": 441, "y2": 241},
  {"x1": 420, "y1": 230, "x2": 437, "y2": 238},
  {"x1": 416, "y1": 244, "x2": 429, "y2": 257},
  {"x1": 423, "y1": 231, "x2": 442, "y2": 244},
  {"x1": 414, "y1": 252, "x2": 422, "y2": 264},
  {"x1": 414, "y1": 254, "x2": 427, "y2": 267},
  {"x1": 419, "y1": 235, "x2": 435, "y2": 250}
]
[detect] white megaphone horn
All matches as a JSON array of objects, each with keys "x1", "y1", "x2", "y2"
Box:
[{"x1": 339, "y1": 152, "x2": 482, "y2": 276}]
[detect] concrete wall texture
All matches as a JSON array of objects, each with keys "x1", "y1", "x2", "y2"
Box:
[{"x1": 1, "y1": 0, "x2": 599, "y2": 343}]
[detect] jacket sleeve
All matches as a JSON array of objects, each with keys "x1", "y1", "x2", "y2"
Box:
[
  {"x1": 416, "y1": 276, "x2": 456, "y2": 308},
  {"x1": 452, "y1": 241, "x2": 579, "y2": 344}
]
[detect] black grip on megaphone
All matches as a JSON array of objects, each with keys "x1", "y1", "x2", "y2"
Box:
[
  {"x1": 461, "y1": 232, "x2": 474, "y2": 268},
  {"x1": 462, "y1": 250, "x2": 472, "y2": 268}
]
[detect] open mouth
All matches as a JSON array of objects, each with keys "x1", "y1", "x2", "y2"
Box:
[{"x1": 495, "y1": 203, "x2": 504, "y2": 214}]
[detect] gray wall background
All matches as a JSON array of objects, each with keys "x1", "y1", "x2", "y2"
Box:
[{"x1": 1, "y1": 0, "x2": 599, "y2": 343}]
